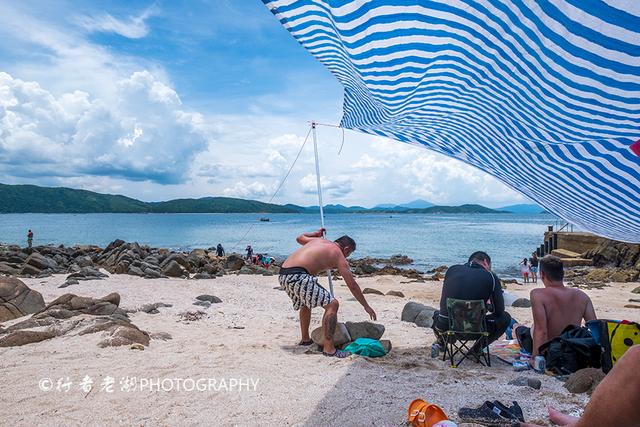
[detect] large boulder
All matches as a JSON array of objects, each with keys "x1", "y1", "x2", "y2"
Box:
[
  {"x1": 224, "y1": 254, "x2": 245, "y2": 271},
  {"x1": 311, "y1": 323, "x2": 351, "y2": 347},
  {"x1": 0, "y1": 330, "x2": 57, "y2": 347},
  {"x1": 401, "y1": 301, "x2": 437, "y2": 328},
  {"x1": 161, "y1": 260, "x2": 185, "y2": 277},
  {"x1": 25, "y1": 252, "x2": 58, "y2": 271},
  {"x1": 0, "y1": 277, "x2": 46, "y2": 322},
  {"x1": 345, "y1": 321, "x2": 385, "y2": 340}
]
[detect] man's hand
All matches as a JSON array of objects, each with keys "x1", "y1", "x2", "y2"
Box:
[
  {"x1": 364, "y1": 305, "x2": 377, "y2": 321},
  {"x1": 316, "y1": 228, "x2": 326, "y2": 237}
]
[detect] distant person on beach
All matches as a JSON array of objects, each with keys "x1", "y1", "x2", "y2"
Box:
[
  {"x1": 522, "y1": 344, "x2": 639, "y2": 427},
  {"x1": 513, "y1": 255, "x2": 596, "y2": 363},
  {"x1": 216, "y1": 243, "x2": 225, "y2": 257},
  {"x1": 432, "y1": 251, "x2": 511, "y2": 351},
  {"x1": 519, "y1": 258, "x2": 530, "y2": 283},
  {"x1": 529, "y1": 252, "x2": 539, "y2": 283},
  {"x1": 27, "y1": 229, "x2": 33, "y2": 249},
  {"x1": 279, "y1": 228, "x2": 377, "y2": 358},
  {"x1": 245, "y1": 245, "x2": 253, "y2": 262}
]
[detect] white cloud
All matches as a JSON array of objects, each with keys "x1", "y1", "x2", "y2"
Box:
[
  {"x1": 222, "y1": 181, "x2": 273, "y2": 199},
  {"x1": 0, "y1": 71, "x2": 209, "y2": 184},
  {"x1": 75, "y1": 7, "x2": 157, "y2": 39},
  {"x1": 300, "y1": 174, "x2": 353, "y2": 199}
]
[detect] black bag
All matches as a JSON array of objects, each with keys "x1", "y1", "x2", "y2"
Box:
[{"x1": 538, "y1": 325, "x2": 602, "y2": 374}]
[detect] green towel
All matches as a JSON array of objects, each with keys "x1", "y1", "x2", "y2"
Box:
[{"x1": 344, "y1": 337, "x2": 386, "y2": 357}]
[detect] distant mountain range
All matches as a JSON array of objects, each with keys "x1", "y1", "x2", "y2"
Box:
[
  {"x1": 496, "y1": 203, "x2": 545, "y2": 214},
  {"x1": 0, "y1": 183, "x2": 542, "y2": 215}
]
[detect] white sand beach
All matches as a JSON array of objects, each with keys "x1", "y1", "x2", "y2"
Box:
[{"x1": 1, "y1": 273, "x2": 638, "y2": 426}]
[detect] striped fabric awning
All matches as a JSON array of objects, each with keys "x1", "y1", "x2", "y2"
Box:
[{"x1": 263, "y1": 0, "x2": 640, "y2": 243}]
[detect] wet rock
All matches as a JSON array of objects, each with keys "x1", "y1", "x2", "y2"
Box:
[
  {"x1": 0, "y1": 330, "x2": 57, "y2": 347},
  {"x1": 311, "y1": 322, "x2": 351, "y2": 348},
  {"x1": 512, "y1": 298, "x2": 532, "y2": 308},
  {"x1": 0, "y1": 277, "x2": 46, "y2": 322},
  {"x1": 345, "y1": 321, "x2": 385, "y2": 340},
  {"x1": 362, "y1": 288, "x2": 384, "y2": 295},
  {"x1": 427, "y1": 265, "x2": 449, "y2": 274},
  {"x1": 564, "y1": 368, "x2": 605, "y2": 395},
  {"x1": 386, "y1": 290, "x2": 405, "y2": 298},
  {"x1": 196, "y1": 294, "x2": 222, "y2": 304}
]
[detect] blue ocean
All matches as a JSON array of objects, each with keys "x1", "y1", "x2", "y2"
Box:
[{"x1": 0, "y1": 213, "x2": 559, "y2": 277}]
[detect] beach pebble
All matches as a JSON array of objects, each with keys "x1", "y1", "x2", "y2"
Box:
[
  {"x1": 512, "y1": 298, "x2": 532, "y2": 308},
  {"x1": 362, "y1": 288, "x2": 384, "y2": 295},
  {"x1": 130, "y1": 343, "x2": 145, "y2": 350},
  {"x1": 196, "y1": 294, "x2": 222, "y2": 304},
  {"x1": 508, "y1": 376, "x2": 542, "y2": 390},
  {"x1": 386, "y1": 290, "x2": 405, "y2": 298},
  {"x1": 345, "y1": 321, "x2": 385, "y2": 340},
  {"x1": 311, "y1": 323, "x2": 351, "y2": 347}
]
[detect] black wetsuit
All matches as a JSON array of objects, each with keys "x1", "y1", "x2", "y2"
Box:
[{"x1": 432, "y1": 262, "x2": 511, "y2": 346}]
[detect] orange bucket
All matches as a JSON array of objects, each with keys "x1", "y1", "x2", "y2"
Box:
[{"x1": 407, "y1": 399, "x2": 448, "y2": 427}]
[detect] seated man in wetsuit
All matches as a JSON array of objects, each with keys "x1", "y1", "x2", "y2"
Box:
[{"x1": 432, "y1": 251, "x2": 511, "y2": 350}]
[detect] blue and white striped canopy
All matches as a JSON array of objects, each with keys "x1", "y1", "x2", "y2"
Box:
[{"x1": 263, "y1": 0, "x2": 640, "y2": 243}]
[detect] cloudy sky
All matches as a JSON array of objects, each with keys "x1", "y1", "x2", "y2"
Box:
[{"x1": 0, "y1": 0, "x2": 530, "y2": 208}]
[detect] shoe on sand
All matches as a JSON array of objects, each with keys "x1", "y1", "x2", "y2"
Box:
[
  {"x1": 298, "y1": 340, "x2": 314, "y2": 346},
  {"x1": 458, "y1": 401, "x2": 520, "y2": 426},
  {"x1": 322, "y1": 349, "x2": 351, "y2": 358}
]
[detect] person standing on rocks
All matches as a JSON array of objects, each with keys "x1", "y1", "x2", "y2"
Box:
[
  {"x1": 216, "y1": 243, "x2": 225, "y2": 257},
  {"x1": 246, "y1": 245, "x2": 253, "y2": 262},
  {"x1": 27, "y1": 229, "x2": 33, "y2": 249},
  {"x1": 279, "y1": 228, "x2": 377, "y2": 358}
]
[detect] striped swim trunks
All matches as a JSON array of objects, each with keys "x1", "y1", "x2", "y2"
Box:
[{"x1": 279, "y1": 266, "x2": 333, "y2": 311}]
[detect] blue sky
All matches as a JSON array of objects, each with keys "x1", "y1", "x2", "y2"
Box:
[{"x1": 0, "y1": 0, "x2": 528, "y2": 207}]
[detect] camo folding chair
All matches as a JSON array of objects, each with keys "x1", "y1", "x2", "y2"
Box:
[{"x1": 442, "y1": 298, "x2": 491, "y2": 368}]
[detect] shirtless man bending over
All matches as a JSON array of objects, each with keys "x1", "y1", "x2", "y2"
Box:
[
  {"x1": 279, "y1": 229, "x2": 376, "y2": 358},
  {"x1": 515, "y1": 255, "x2": 596, "y2": 362}
]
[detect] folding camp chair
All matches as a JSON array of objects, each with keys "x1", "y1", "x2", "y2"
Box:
[{"x1": 441, "y1": 298, "x2": 491, "y2": 367}]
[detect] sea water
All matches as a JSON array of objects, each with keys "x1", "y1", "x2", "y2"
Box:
[{"x1": 0, "y1": 212, "x2": 559, "y2": 277}]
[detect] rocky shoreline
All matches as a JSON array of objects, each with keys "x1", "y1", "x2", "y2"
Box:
[{"x1": 0, "y1": 240, "x2": 441, "y2": 284}]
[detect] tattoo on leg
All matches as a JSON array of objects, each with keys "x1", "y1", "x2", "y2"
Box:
[{"x1": 324, "y1": 313, "x2": 337, "y2": 340}]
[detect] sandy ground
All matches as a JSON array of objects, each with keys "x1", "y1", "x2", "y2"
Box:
[{"x1": 1, "y1": 273, "x2": 638, "y2": 427}]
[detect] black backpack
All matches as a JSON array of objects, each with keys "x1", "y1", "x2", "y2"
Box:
[{"x1": 538, "y1": 325, "x2": 602, "y2": 374}]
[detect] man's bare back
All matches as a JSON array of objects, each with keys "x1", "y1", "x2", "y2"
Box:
[
  {"x1": 282, "y1": 238, "x2": 342, "y2": 276},
  {"x1": 531, "y1": 286, "x2": 596, "y2": 340}
]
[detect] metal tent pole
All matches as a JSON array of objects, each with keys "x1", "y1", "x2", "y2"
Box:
[{"x1": 311, "y1": 121, "x2": 334, "y2": 297}]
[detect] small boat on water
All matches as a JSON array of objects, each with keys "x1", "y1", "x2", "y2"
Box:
[{"x1": 259, "y1": 217, "x2": 270, "y2": 222}]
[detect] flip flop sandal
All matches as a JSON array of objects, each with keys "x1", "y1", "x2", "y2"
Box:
[
  {"x1": 298, "y1": 340, "x2": 314, "y2": 346},
  {"x1": 322, "y1": 349, "x2": 351, "y2": 358}
]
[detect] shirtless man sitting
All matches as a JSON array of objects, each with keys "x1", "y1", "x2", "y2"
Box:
[
  {"x1": 514, "y1": 255, "x2": 596, "y2": 362},
  {"x1": 279, "y1": 229, "x2": 377, "y2": 358}
]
